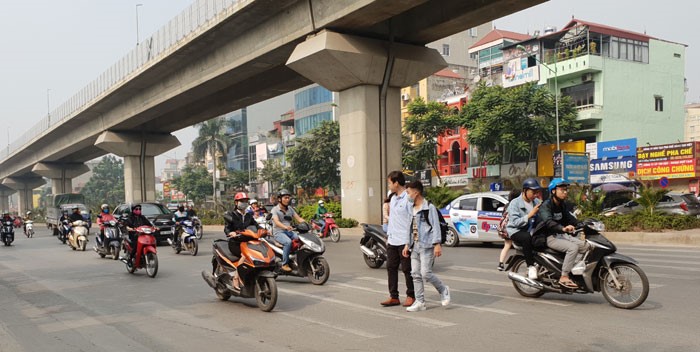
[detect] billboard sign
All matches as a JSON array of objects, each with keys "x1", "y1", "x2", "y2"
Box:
[
  {"x1": 503, "y1": 58, "x2": 540, "y2": 88},
  {"x1": 598, "y1": 138, "x2": 637, "y2": 159},
  {"x1": 589, "y1": 156, "x2": 636, "y2": 175},
  {"x1": 562, "y1": 152, "x2": 590, "y2": 183},
  {"x1": 636, "y1": 142, "x2": 697, "y2": 180}
]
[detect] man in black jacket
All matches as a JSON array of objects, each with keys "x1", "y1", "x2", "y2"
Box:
[
  {"x1": 121, "y1": 204, "x2": 151, "y2": 263},
  {"x1": 537, "y1": 179, "x2": 589, "y2": 289},
  {"x1": 222, "y1": 192, "x2": 260, "y2": 289}
]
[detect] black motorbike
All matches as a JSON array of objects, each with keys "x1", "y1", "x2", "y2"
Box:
[
  {"x1": 506, "y1": 218, "x2": 650, "y2": 309},
  {"x1": 58, "y1": 219, "x2": 70, "y2": 244},
  {"x1": 1, "y1": 219, "x2": 15, "y2": 246},
  {"x1": 261, "y1": 221, "x2": 330, "y2": 285},
  {"x1": 360, "y1": 223, "x2": 388, "y2": 268},
  {"x1": 94, "y1": 218, "x2": 122, "y2": 260}
]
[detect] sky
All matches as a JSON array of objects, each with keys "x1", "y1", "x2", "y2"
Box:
[{"x1": 1, "y1": 0, "x2": 698, "y2": 176}]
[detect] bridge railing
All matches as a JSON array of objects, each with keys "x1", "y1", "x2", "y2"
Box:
[{"x1": 1, "y1": 0, "x2": 246, "y2": 162}]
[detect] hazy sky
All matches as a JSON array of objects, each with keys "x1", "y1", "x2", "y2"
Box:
[{"x1": 1, "y1": 0, "x2": 697, "y2": 175}]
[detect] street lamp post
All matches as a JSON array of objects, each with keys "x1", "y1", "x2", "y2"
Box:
[
  {"x1": 517, "y1": 44, "x2": 559, "y2": 150},
  {"x1": 136, "y1": 4, "x2": 143, "y2": 46}
]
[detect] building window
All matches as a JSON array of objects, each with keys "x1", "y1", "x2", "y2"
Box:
[
  {"x1": 469, "y1": 27, "x2": 478, "y2": 37},
  {"x1": 295, "y1": 85, "x2": 332, "y2": 111},
  {"x1": 562, "y1": 82, "x2": 595, "y2": 107},
  {"x1": 442, "y1": 44, "x2": 450, "y2": 56},
  {"x1": 655, "y1": 96, "x2": 664, "y2": 112},
  {"x1": 469, "y1": 52, "x2": 477, "y2": 60}
]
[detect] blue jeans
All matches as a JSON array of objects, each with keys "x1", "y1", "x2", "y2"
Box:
[
  {"x1": 410, "y1": 246, "x2": 446, "y2": 304},
  {"x1": 318, "y1": 219, "x2": 326, "y2": 235},
  {"x1": 274, "y1": 230, "x2": 298, "y2": 265}
]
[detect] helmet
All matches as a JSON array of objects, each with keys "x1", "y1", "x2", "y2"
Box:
[
  {"x1": 548, "y1": 178, "x2": 570, "y2": 193},
  {"x1": 131, "y1": 204, "x2": 142, "y2": 211},
  {"x1": 522, "y1": 178, "x2": 542, "y2": 190},
  {"x1": 250, "y1": 199, "x2": 258, "y2": 204},
  {"x1": 277, "y1": 189, "x2": 291, "y2": 198},
  {"x1": 100, "y1": 204, "x2": 109, "y2": 210},
  {"x1": 318, "y1": 200, "x2": 324, "y2": 205},
  {"x1": 26, "y1": 211, "x2": 31, "y2": 215},
  {"x1": 72, "y1": 206, "x2": 80, "y2": 211},
  {"x1": 234, "y1": 192, "x2": 249, "y2": 201}
]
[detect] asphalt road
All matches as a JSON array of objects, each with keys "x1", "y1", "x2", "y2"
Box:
[{"x1": 0, "y1": 226, "x2": 699, "y2": 352}]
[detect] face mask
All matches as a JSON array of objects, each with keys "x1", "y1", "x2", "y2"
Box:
[
  {"x1": 102, "y1": 209, "x2": 109, "y2": 214},
  {"x1": 407, "y1": 197, "x2": 415, "y2": 203},
  {"x1": 133, "y1": 209, "x2": 142, "y2": 216},
  {"x1": 238, "y1": 202, "x2": 249, "y2": 211}
]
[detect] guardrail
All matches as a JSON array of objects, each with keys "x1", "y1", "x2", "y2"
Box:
[{"x1": 0, "y1": 0, "x2": 247, "y2": 162}]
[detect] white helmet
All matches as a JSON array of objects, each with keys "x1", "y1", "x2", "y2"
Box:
[
  {"x1": 250, "y1": 199, "x2": 258, "y2": 204},
  {"x1": 100, "y1": 204, "x2": 109, "y2": 210},
  {"x1": 26, "y1": 211, "x2": 31, "y2": 215},
  {"x1": 318, "y1": 200, "x2": 324, "y2": 205}
]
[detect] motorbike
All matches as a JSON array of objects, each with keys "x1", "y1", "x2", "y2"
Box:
[
  {"x1": 360, "y1": 223, "x2": 388, "y2": 268},
  {"x1": 261, "y1": 221, "x2": 330, "y2": 285},
  {"x1": 58, "y1": 219, "x2": 71, "y2": 244},
  {"x1": 121, "y1": 225, "x2": 159, "y2": 278},
  {"x1": 1, "y1": 218, "x2": 15, "y2": 246},
  {"x1": 67, "y1": 220, "x2": 89, "y2": 251},
  {"x1": 94, "y1": 219, "x2": 122, "y2": 260},
  {"x1": 311, "y1": 213, "x2": 341, "y2": 242},
  {"x1": 192, "y1": 216, "x2": 203, "y2": 239},
  {"x1": 24, "y1": 220, "x2": 34, "y2": 238},
  {"x1": 506, "y1": 218, "x2": 650, "y2": 309},
  {"x1": 167, "y1": 219, "x2": 198, "y2": 256},
  {"x1": 201, "y1": 226, "x2": 278, "y2": 312}
]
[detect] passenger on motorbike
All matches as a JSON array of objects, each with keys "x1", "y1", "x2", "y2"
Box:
[
  {"x1": 315, "y1": 200, "x2": 328, "y2": 235},
  {"x1": 224, "y1": 192, "x2": 260, "y2": 289},
  {"x1": 96, "y1": 204, "x2": 116, "y2": 245},
  {"x1": 23, "y1": 211, "x2": 32, "y2": 235},
  {"x1": 537, "y1": 178, "x2": 590, "y2": 289},
  {"x1": 68, "y1": 206, "x2": 84, "y2": 222},
  {"x1": 2, "y1": 212, "x2": 13, "y2": 223},
  {"x1": 505, "y1": 178, "x2": 542, "y2": 280},
  {"x1": 247, "y1": 199, "x2": 266, "y2": 218},
  {"x1": 121, "y1": 205, "x2": 151, "y2": 262},
  {"x1": 172, "y1": 205, "x2": 190, "y2": 244},
  {"x1": 271, "y1": 189, "x2": 306, "y2": 273},
  {"x1": 186, "y1": 205, "x2": 197, "y2": 218}
]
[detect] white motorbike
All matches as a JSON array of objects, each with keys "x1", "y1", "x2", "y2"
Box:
[
  {"x1": 67, "y1": 220, "x2": 89, "y2": 251},
  {"x1": 24, "y1": 220, "x2": 34, "y2": 238}
]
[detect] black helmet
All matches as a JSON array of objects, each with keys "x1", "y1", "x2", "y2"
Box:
[
  {"x1": 522, "y1": 178, "x2": 542, "y2": 191},
  {"x1": 277, "y1": 189, "x2": 291, "y2": 198},
  {"x1": 131, "y1": 204, "x2": 142, "y2": 211}
]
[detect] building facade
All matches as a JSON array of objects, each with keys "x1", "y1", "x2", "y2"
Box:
[
  {"x1": 224, "y1": 108, "x2": 249, "y2": 172},
  {"x1": 685, "y1": 103, "x2": 700, "y2": 142}
]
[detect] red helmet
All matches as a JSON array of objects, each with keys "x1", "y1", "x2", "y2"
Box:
[{"x1": 234, "y1": 192, "x2": 249, "y2": 201}]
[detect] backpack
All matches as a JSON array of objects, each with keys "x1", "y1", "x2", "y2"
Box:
[
  {"x1": 421, "y1": 202, "x2": 449, "y2": 244},
  {"x1": 496, "y1": 206, "x2": 510, "y2": 240}
]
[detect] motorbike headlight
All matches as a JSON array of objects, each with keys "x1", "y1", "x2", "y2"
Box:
[
  {"x1": 301, "y1": 237, "x2": 324, "y2": 252},
  {"x1": 142, "y1": 228, "x2": 152, "y2": 234},
  {"x1": 587, "y1": 220, "x2": 606, "y2": 232}
]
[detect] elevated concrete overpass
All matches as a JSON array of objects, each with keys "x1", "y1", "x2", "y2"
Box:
[{"x1": 1, "y1": 0, "x2": 546, "y2": 221}]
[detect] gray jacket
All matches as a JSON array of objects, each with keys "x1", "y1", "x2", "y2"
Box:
[
  {"x1": 505, "y1": 195, "x2": 541, "y2": 236},
  {"x1": 408, "y1": 201, "x2": 442, "y2": 250}
]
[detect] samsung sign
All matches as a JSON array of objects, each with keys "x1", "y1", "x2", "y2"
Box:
[
  {"x1": 589, "y1": 156, "x2": 636, "y2": 174},
  {"x1": 597, "y1": 138, "x2": 637, "y2": 159}
]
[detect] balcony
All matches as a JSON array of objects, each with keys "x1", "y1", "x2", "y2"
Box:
[
  {"x1": 539, "y1": 54, "x2": 603, "y2": 81},
  {"x1": 575, "y1": 104, "x2": 603, "y2": 121}
]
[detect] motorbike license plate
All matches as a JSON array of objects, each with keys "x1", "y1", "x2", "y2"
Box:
[{"x1": 160, "y1": 230, "x2": 172, "y2": 235}]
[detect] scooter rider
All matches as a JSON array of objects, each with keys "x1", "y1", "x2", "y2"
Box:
[
  {"x1": 172, "y1": 205, "x2": 190, "y2": 245},
  {"x1": 537, "y1": 178, "x2": 590, "y2": 289},
  {"x1": 223, "y1": 192, "x2": 259, "y2": 289},
  {"x1": 271, "y1": 189, "x2": 306, "y2": 273},
  {"x1": 315, "y1": 200, "x2": 328, "y2": 235},
  {"x1": 506, "y1": 178, "x2": 542, "y2": 280},
  {"x1": 23, "y1": 211, "x2": 32, "y2": 235},
  {"x1": 68, "y1": 206, "x2": 84, "y2": 222},
  {"x1": 121, "y1": 205, "x2": 151, "y2": 263},
  {"x1": 96, "y1": 204, "x2": 116, "y2": 246}
]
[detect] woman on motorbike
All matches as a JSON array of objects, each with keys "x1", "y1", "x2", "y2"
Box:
[
  {"x1": 96, "y1": 204, "x2": 116, "y2": 246},
  {"x1": 223, "y1": 192, "x2": 260, "y2": 290},
  {"x1": 537, "y1": 178, "x2": 590, "y2": 289},
  {"x1": 121, "y1": 205, "x2": 151, "y2": 263},
  {"x1": 505, "y1": 178, "x2": 542, "y2": 280}
]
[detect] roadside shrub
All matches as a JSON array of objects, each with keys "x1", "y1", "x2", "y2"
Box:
[
  {"x1": 200, "y1": 209, "x2": 224, "y2": 225},
  {"x1": 601, "y1": 213, "x2": 700, "y2": 232},
  {"x1": 335, "y1": 218, "x2": 358, "y2": 228},
  {"x1": 297, "y1": 201, "x2": 341, "y2": 221},
  {"x1": 601, "y1": 214, "x2": 638, "y2": 232},
  {"x1": 425, "y1": 184, "x2": 462, "y2": 208}
]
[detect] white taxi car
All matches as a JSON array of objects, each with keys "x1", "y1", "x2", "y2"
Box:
[{"x1": 442, "y1": 191, "x2": 509, "y2": 246}]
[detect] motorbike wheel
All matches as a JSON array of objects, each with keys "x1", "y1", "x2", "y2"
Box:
[
  {"x1": 60, "y1": 234, "x2": 66, "y2": 244},
  {"x1": 80, "y1": 239, "x2": 87, "y2": 251},
  {"x1": 443, "y1": 228, "x2": 459, "y2": 247},
  {"x1": 126, "y1": 256, "x2": 136, "y2": 274},
  {"x1": 214, "y1": 265, "x2": 231, "y2": 301},
  {"x1": 510, "y1": 258, "x2": 545, "y2": 298},
  {"x1": 330, "y1": 228, "x2": 341, "y2": 243},
  {"x1": 145, "y1": 253, "x2": 158, "y2": 278},
  {"x1": 195, "y1": 225, "x2": 203, "y2": 240},
  {"x1": 29, "y1": 229, "x2": 34, "y2": 238},
  {"x1": 99, "y1": 252, "x2": 106, "y2": 258},
  {"x1": 600, "y1": 263, "x2": 649, "y2": 309},
  {"x1": 362, "y1": 241, "x2": 385, "y2": 269},
  {"x1": 111, "y1": 246, "x2": 120, "y2": 260},
  {"x1": 190, "y1": 239, "x2": 198, "y2": 256},
  {"x1": 173, "y1": 243, "x2": 181, "y2": 254},
  {"x1": 255, "y1": 276, "x2": 278, "y2": 312},
  {"x1": 307, "y1": 256, "x2": 330, "y2": 285}
]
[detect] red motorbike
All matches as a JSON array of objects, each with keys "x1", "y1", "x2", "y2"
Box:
[
  {"x1": 312, "y1": 213, "x2": 340, "y2": 242},
  {"x1": 122, "y1": 225, "x2": 159, "y2": 278}
]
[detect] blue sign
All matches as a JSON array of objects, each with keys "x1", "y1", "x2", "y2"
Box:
[
  {"x1": 597, "y1": 138, "x2": 637, "y2": 159},
  {"x1": 659, "y1": 177, "x2": 669, "y2": 188},
  {"x1": 589, "y1": 156, "x2": 636, "y2": 175},
  {"x1": 489, "y1": 182, "x2": 503, "y2": 192},
  {"x1": 563, "y1": 152, "x2": 590, "y2": 183}
]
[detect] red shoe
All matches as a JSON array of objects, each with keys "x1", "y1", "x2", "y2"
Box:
[
  {"x1": 380, "y1": 298, "x2": 401, "y2": 307},
  {"x1": 403, "y1": 296, "x2": 415, "y2": 307}
]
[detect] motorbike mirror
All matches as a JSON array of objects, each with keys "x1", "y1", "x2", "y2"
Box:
[{"x1": 265, "y1": 213, "x2": 273, "y2": 221}]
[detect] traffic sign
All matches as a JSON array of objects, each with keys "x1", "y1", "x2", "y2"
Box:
[{"x1": 659, "y1": 176, "x2": 669, "y2": 188}]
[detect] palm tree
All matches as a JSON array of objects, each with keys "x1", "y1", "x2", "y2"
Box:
[{"x1": 192, "y1": 117, "x2": 229, "y2": 204}]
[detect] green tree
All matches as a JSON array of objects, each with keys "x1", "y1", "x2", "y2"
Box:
[
  {"x1": 259, "y1": 158, "x2": 286, "y2": 192},
  {"x1": 403, "y1": 97, "x2": 460, "y2": 182},
  {"x1": 81, "y1": 155, "x2": 125, "y2": 211},
  {"x1": 286, "y1": 120, "x2": 340, "y2": 193},
  {"x1": 636, "y1": 182, "x2": 668, "y2": 216},
  {"x1": 460, "y1": 82, "x2": 579, "y2": 165},
  {"x1": 225, "y1": 169, "x2": 257, "y2": 192},
  {"x1": 171, "y1": 165, "x2": 213, "y2": 205},
  {"x1": 192, "y1": 117, "x2": 229, "y2": 203}
]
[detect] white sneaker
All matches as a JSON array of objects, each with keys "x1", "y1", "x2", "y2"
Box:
[
  {"x1": 440, "y1": 286, "x2": 451, "y2": 306},
  {"x1": 528, "y1": 266, "x2": 538, "y2": 280},
  {"x1": 406, "y1": 300, "x2": 426, "y2": 312}
]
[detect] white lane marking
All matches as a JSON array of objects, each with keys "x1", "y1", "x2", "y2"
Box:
[
  {"x1": 278, "y1": 288, "x2": 455, "y2": 328},
  {"x1": 618, "y1": 247, "x2": 700, "y2": 253},
  {"x1": 624, "y1": 252, "x2": 700, "y2": 259},
  {"x1": 278, "y1": 312, "x2": 384, "y2": 339},
  {"x1": 353, "y1": 277, "x2": 570, "y2": 307},
  {"x1": 645, "y1": 272, "x2": 699, "y2": 280},
  {"x1": 438, "y1": 274, "x2": 512, "y2": 287},
  {"x1": 444, "y1": 265, "x2": 500, "y2": 274},
  {"x1": 641, "y1": 264, "x2": 700, "y2": 272},
  {"x1": 330, "y1": 282, "x2": 517, "y2": 314},
  {"x1": 636, "y1": 258, "x2": 700, "y2": 266}
]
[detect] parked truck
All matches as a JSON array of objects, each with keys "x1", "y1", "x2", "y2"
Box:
[{"x1": 46, "y1": 193, "x2": 91, "y2": 236}]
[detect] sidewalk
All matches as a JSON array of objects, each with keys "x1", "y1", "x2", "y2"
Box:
[{"x1": 203, "y1": 225, "x2": 700, "y2": 246}]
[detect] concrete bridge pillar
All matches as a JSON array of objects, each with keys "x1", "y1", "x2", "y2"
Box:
[
  {"x1": 31, "y1": 162, "x2": 90, "y2": 195},
  {"x1": 2, "y1": 177, "x2": 44, "y2": 213},
  {"x1": 287, "y1": 30, "x2": 446, "y2": 224},
  {"x1": 0, "y1": 185, "x2": 15, "y2": 212},
  {"x1": 95, "y1": 132, "x2": 180, "y2": 203}
]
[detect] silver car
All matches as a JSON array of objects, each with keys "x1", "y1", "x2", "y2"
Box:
[{"x1": 602, "y1": 192, "x2": 700, "y2": 217}]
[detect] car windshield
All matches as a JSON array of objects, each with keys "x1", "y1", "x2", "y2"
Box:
[{"x1": 140, "y1": 203, "x2": 170, "y2": 216}]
